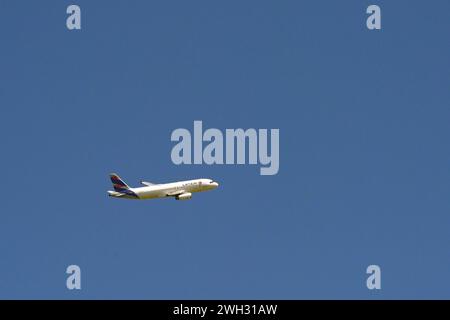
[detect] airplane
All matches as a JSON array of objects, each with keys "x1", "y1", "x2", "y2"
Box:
[{"x1": 107, "y1": 173, "x2": 219, "y2": 200}]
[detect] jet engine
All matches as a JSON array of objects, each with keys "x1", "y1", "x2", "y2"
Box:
[{"x1": 175, "y1": 192, "x2": 192, "y2": 200}]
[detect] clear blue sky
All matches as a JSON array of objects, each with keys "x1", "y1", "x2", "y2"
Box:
[{"x1": 0, "y1": 1, "x2": 449, "y2": 299}]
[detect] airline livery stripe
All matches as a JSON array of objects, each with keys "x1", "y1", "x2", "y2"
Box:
[{"x1": 111, "y1": 179, "x2": 127, "y2": 186}]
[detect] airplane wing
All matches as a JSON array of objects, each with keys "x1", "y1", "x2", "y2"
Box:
[
  {"x1": 141, "y1": 181, "x2": 157, "y2": 186},
  {"x1": 108, "y1": 191, "x2": 126, "y2": 197},
  {"x1": 166, "y1": 190, "x2": 186, "y2": 197}
]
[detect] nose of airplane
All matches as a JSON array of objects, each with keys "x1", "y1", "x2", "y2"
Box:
[{"x1": 211, "y1": 181, "x2": 219, "y2": 188}]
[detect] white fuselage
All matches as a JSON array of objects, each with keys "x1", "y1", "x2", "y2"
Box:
[
  {"x1": 137, "y1": 179, "x2": 217, "y2": 199},
  {"x1": 111, "y1": 178, "x2": 219, "y2": 200}
]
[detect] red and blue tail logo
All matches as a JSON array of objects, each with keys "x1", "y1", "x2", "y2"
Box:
[{"x1": 110, "y1": 173, "x2": 130, "y2": 192}]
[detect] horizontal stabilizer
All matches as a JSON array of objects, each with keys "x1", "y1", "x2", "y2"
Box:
[
  {"x1": 108, "y1": 190, "x2": 126, "y2": 197},
  {"x1": 141, "y1": 181, "x2": 157, "y2": 186}
]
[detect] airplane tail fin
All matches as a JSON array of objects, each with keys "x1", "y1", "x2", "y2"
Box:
[{"x1": 110, "y1": 173, "x2": 130, "y2": 192}]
